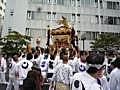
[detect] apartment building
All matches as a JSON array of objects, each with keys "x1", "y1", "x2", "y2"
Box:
[
  {"x1": 3, "y1": 0, "x2": 120, "y2": 50},
  {"x1": 0, "y1": 0, "x2": 6, "y2": 37}
]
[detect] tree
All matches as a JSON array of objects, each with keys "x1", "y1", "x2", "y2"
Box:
[
  {"x1": 0, "y1": 31, "x2": 31, "y2": 56},
  {"x1": 90, "y1": 33, "x2": 120, "y2": 51}
]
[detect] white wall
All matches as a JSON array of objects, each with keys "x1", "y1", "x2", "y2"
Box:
[{"x1": 3, "y1": 0, "x2": 28, "y2": 36}]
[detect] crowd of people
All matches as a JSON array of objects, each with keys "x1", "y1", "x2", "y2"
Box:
[{"x1": 0, "y1": 45, "x2": 120, "y2": 90}]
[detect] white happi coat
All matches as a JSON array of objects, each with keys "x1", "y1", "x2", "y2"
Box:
[
  {"x1": 15, "y1": 58, "x2": 33, "y2": 85},
  {"x1": 0, "y1": 57, "x2": 7, "y2": 73},
  {"x1": 39, "y1": 54, "x2": 50, "y2": 78},
  {"x1": 9, "y1": 59, "x2": 18, "y2": 78},
  {"x1": 109, "y1": 68, "x2": 120, "y2": 90},
  {"x1": 52, "y1": 63, "x2": 73, "y2": 85},
  {"x1": 71, "y1": 72, "x2": 103, "y2": 90}
]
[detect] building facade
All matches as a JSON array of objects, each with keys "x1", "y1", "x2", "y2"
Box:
[
  {"x1": 3, "y1": 0, "x2": 120, "y2": 50},
  {"x1": 0, "y1": 0, "x2": 6, "y2": 37}
]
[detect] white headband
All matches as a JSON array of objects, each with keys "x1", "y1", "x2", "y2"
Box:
[{"x1": 87, "y1": 64, "x2": 105, "y2": 70}]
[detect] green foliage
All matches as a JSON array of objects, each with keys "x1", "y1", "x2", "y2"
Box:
[
  {"x1": 90, "y1": 33, "x2": 120, "y2": 50},
  {"x1": 0, "y1": 31, "x2": 31, "y2": 56}
]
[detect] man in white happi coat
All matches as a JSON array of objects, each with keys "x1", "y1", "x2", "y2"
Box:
[
  {"x1": 6, "y1": 53, "x2": 19, "y2": 90},
  {"x1": 39, "y1": 53, "x2": 49, "y2": 79},
  {"x1": 109, "y1": 57, "x2": 120, "y2": 90},
  {"x1": 16, "y1": 53, "x2": 33, "y2": 90},
  {"x1": 51, "y1": 54, "x2": 73, "y2": 90},
  {"x1": 74, "y1": 51, "x2": 88, "y2": 73},
  {"x1": 0, "y1": 54, "x2": 7, "y2": 83},
  {"x1": 72, "y1": 53, "x2": 105, "y2": 90},
  {"x1": 47, "y1": 54, "x2": 56, "y2": 81}
]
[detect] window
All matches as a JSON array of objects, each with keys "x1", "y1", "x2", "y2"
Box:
[
  {"x1": 48, "y1": 0, "x2": 52, "y2": 4},
  {"x1": 91, "y1": 0, "x2": 98, "y2": 8},
  {"x1": 100, "y1": 0, "x2": 103, "y2": 9},
  {"x1": 107, "y1": 1, "x2": 120, "y2": 10},
  {"x1": 114, "y1": 17, "x2": 117, "y2": 25},
  {"x1": 10, "y1": 9, "x2": 14, "y2": 16},
  {"x1": 83, "y1": 32, "x2": 99, "y2": 40},
  {"x1": 8, "y1": 27, "x2": 12, "y2": 33},
  {"x1": 113, "y1": 2, "x2": 120, "y2": 10},
  {"x1": 27, "y1": 11, "x2": 34, "y2": 20},
  {"x1": 103, "y1": 16, "x2": 120, "y2": 25},
  {"x1": 91, "y1": 32, "x2": 98, "y2": 40},
  {"x1": 91, "y1": 16, "x2": 95, "y2": 24},
  {"x1": 71, "y1": 0, "x2": 75, "y2": 7},
  {"x1": 57, "y1": 0, "x2": 64, "y2": 5},
  {"x1": 95, "y1": 0, "x2": 98, "y2": 8},
  {"x1": 77, "y1": 14, "x2": 80, "y2": 17},
  {"x1": 91, "y1": 15, "x2": 99, "y2": 24},
  {"x1": 53, "y1": 12, "x2": 56, "y2": 20},
  {"x1": 104, "y1": 16, "x2": 108, "y2": 24},
  {"x1": 10, "y1": 11, "x2": 14, "y2": 16},
  {"x1": 26, "y1": 28, "x2": 30, "y2": 36},
  {"x1": 107, "y1": 1, "x2": 112, "y2": 9},
  {"x1": 113, "y1": 17, "x2": 120, "y2": 25},
  {"x1": 77, "y1": 0, "x2": 80, "y2": 7},
  {"x1": 77, "y1": 14, "x2": 80, "y2": 23},
  {"x1": 47, "y1": 12, "x2": 51, "y2": 20},
  {"x1": 100, "y1": 16, "x2": 103, "y2": 24},
  {"x1": 116, "y1": 2, "x2": 120, "y2": 9},
  {"x1": 72, "y1": 14, "x2": 75, "y2": 22},
  {"x1": 117, "y1": 17, "x2": 120, "y2": 25},
  {"x1": 95, "y1": 15, "x2": 99, "y2": 24},
  {"x1": 108, "y1": 17, "x2": 114, "y2": 24},
  {"x1": 92, "y1": 32, "x2": 99, "y2": 40}
]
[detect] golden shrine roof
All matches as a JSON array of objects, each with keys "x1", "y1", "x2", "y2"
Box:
[{"x1": 51, "y1": 26, "x2": 71, "y2": 35}]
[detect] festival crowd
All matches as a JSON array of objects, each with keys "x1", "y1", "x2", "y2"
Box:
[{"x1": 0, "y1": 45, "x2": 120, "y2": 90}]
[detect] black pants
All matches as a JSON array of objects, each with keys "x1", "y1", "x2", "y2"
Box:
[{"x1": 19, "y1": 85, "x2": 23, "y2": 90}]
